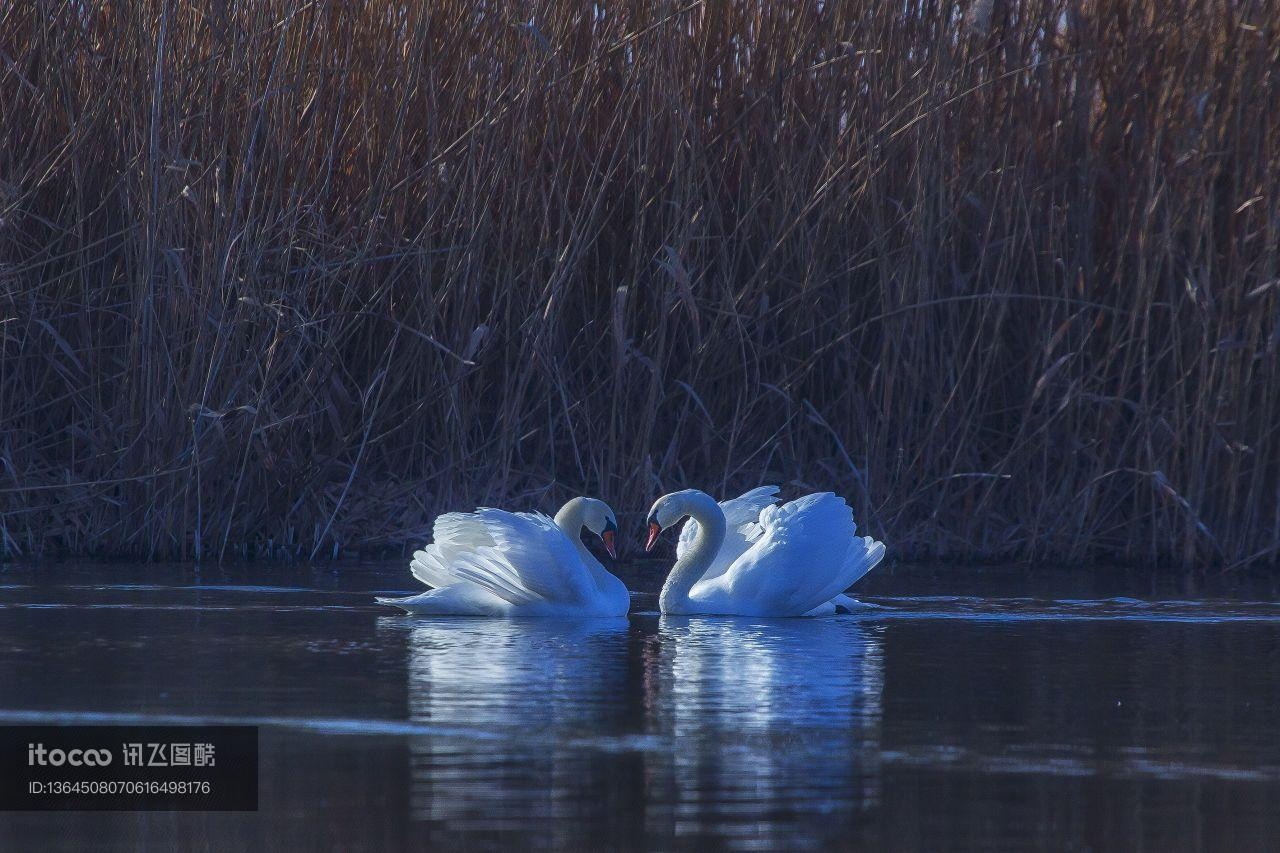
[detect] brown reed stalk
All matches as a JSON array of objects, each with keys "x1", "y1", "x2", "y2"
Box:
[{"x1": 1, "y1": 0, "x2": 1277, "y2": 567}]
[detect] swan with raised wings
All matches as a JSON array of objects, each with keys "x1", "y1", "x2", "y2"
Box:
[
  {"x1": 378, "y1": 497, "x2": 629, "y2": 616},
  {"x1": 671, "y1": 486, "x2": 872, "y2": 615},
  {"x1": 645, "y1": 488, "x2": 884, "y2": 617}
]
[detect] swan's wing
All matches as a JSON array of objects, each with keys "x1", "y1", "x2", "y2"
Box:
[
  {"x1": 721, "y1": 485, "x2": 783, "y2": 527},
  {"x1": 444, "y1": 509, "x2": 595, "y2": 606},
  {"x1": 841, "y1": 535, "x2": 886, "y2": 590},
  {"x1": 720, "y1": 493, "x2": 878, "y2": 616},
  {"x1": 409, "y1": 511, "x2": 495, "y2": 588},
  {"x1": 676, "y1": 485, "x2": 781, "y2": 582}
]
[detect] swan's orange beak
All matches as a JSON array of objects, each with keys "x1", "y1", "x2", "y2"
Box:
[
  {"x1": 601, "y1": 530, "x2": 617, "y2": 559},
  {"x1": 644, "y1": 521, "x2": 661, "y2": 553}
]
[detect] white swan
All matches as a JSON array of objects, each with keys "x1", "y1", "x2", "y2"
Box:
[
  {"x1": 644, "y1": 488, "x2": 884, "y2": 616},
  {"x1": 674, "y1": 485, "x2": 870, "y2": 615},
  {"x1": 378, "y1": 497, "x2": 630, "y2": 616}
]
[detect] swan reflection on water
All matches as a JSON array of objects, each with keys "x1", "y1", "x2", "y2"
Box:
[
  {"x1": 394, "y1": 617, "x2": 630, "y2": 828},
  {"x1": 643, "y1": 616, "x2": 884, "y2": 844},
  {"x1": 390, "y1": 613, "x2": 884, "y2": 845}
]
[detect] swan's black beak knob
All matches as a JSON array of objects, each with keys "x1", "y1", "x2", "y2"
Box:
[{"x1": 644, "y1": 520, "x2": 661, "y2": 553}]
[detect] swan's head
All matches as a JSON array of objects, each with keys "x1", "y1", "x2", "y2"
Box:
[
  {"x1": 644, "y1": 489, "x2": 703, "y2": 552},
  {"x1": 580, "y1": 498, "x2": 620, "y2": 559}
]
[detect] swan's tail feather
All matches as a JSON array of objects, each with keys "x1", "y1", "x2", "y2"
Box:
[
  {"x1": 376, "y1": 594, "x2": 422, "y2": 610},
  {"x1": 830, "y1": 593, "x2": 861, "y2": 612},
  {"x1": 802, "y1": 600, "x2": 838, "y2": 617},
  {"x1": 801, "y1": 593, "x2": 868, "y2": 617}
]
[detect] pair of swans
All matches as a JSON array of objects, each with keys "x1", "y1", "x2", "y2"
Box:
[{"x1": 378, "y1": 487, "x2": 885, "y2": 618}]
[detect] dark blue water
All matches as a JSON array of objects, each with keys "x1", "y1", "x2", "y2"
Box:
[{"x1": 1, "y1": 562, "x2": 1278, "y2": 850}]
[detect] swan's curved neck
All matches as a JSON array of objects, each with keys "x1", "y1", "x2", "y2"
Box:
[
  {"x1": 554, "y1": 498, "x2": 597, "y2": 567},
  {"x1": 659, "y1": 491, "x2": 726, "y2": 614}
]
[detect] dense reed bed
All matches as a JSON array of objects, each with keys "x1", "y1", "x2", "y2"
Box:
[{"x1": 1, "y1": 0, "x2": 1278, "y2": 566}]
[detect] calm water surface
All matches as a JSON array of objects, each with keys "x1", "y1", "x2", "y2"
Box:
[{"x1": 0, "y1": 562, "x2": 1278, "y2": 851}]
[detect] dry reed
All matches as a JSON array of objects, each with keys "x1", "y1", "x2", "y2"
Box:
[{"x1": 1, "y1": 0, "x2": 1278, "y2": 567}]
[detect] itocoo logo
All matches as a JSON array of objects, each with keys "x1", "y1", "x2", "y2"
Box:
[{"x1": 27, "y1": 743, "x2": 113, "y2": 767}]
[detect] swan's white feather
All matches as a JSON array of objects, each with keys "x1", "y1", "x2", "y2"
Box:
[
  {"x1": 409, "y1": 546, "x2": 453, "y2": 589},
  {"x1": 695, "y1": 492, "x2": 879, "y2": 616},
  {"x1": 802, "y1": 600, "x2": 838, "y2": 617},
  {"x1": 830, "y1": 593, "x2": 862, "y2": 612},
  {"x1": 844, "y1": 536, "x2": 886, "y2": 590},
  {"x1": 677, "y1": 485, "x2": 780, "y2": 583},
  {"x1": 800, "y1": 593, "x2": 867, "y2": 617},
  {"x1": 392, "y1": 506, "x2": 612, "y2": 616},
  {"x1": 376, "y1": 585, "x2": 510, "y2": 616},
  {"x1": 465, "y1": 509, "x2": 596, "y2": 606},
  {"x1": 449, "y1": 549, "x2": 537, "y2": 605},
  {"x1": 409, "y1": 512, "x2": 496, "y2": 588}
]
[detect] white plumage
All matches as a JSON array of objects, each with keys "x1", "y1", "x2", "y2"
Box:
[
  {"x1": 380, "y1": 499, "x2": 629, "y2": 617},
  {"x1": 651, "y1": 488, "x2": 885, "y2": 617},
  {"x1": 675, "y1": 485, "x2": 780, "y2": 583}
]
